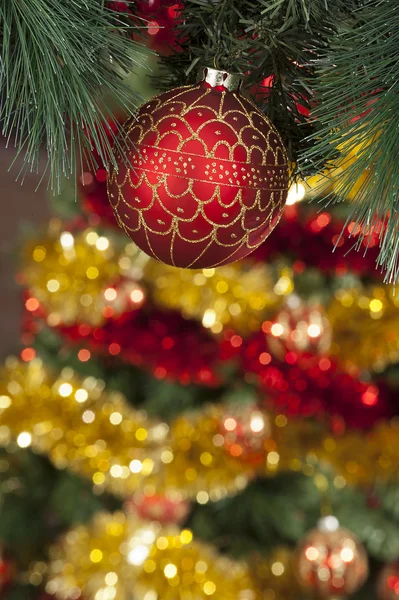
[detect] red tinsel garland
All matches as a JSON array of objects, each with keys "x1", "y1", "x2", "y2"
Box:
[
  {"x1": 240, "y1": 331, "x2": 393, "y2": 431},
  {"x1": 58, "y1": 308, "x2": 222, "y2": 387}
]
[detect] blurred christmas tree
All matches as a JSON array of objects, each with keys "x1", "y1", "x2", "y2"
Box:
[{"x1": 2, "y1": 2, "x2": 399, "y2": 600}]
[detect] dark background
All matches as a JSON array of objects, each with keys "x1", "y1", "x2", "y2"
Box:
[{"x1": 0, "y1": 144, "x2": 49, "y2": 359}]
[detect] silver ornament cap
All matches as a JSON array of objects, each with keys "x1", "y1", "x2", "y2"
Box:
[{"x1": 201, "y1": 67, "x2": 242, "y2": 92}]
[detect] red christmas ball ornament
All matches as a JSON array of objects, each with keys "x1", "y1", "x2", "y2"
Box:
[
  {"x1": 378, "y1": 561, "x2": 399, "y2": 600},
  {"x1": 127, "y1": 492, "x2": 190, "y2": 525},
  {"x1": 136, "y1": 0, "x2": 161, "y2": 14},
  {"x1": 296, "y1": 516, "x2": 368, "y2": 598},
  {"x1": 0, "y1": 552, "x2": 13, "y2": 592},
  {"x1": 108, "y1": 1, "x2": 131, "y2": 12},
  {"x1": 108, "y1": 67, "x2": 289, "y2": 269},
  {"x1": 267, "y1": 295, "x2": 332, "y2": 362},
  {"x1": 219, "y1": 403, "x2": 271, "y2": 463}
]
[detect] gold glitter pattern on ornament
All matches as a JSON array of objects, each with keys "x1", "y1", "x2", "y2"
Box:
[
  {"x1": 143, "y1": 259, "x2": 281, "y2": 335},
  {"x1": 21, "y1": 223, "x2": 143, "y2": 326},
  {"x1": 0, "y1": 358, "x2": 166, "y2": 497},
  {"x1": 108, "y1": 82, "x2": 289, "y2": 268},
  {"x1": 47, "y1": 512, "x2": 256, "y2": 600},
  {"x1": 328, "y1": 285, "x2": 399, "y2": 372}
]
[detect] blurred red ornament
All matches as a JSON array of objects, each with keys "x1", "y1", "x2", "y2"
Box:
[
  {"x1": 219, "y1": 403, "x2": 271, "y2": 464},
  {"x1": 267, "y1": 296, "x2": 331, "y2": 363},
  {"x1": 79, "y1": 119, "x2": 121, "y2": 227},
  {"x1": 0, "y1": 553, "x2": 13, "y2": 592},
  {"x1": 108, "y1": 67, "x2": 289, "y2": 269},
  {"x1": 136, "y1": 1, "x2": 182, "y2": 54},
  {"x1": 253, "y1": 76, "x2": 312, "y2": 118},
  {"x1": 136, "y1": 0, "x2": 162, "y2": 13},
  {"x1": 296, "y1": 517, "x2": 368, "y2": 598},
  {"x1": 128, "y1": 492, "x2": 189, "y2": 524},
  {"x1": 378, "y1": 561, "x2": 399, "y2": 600},
  {"x1": 81, "y1": 177, "x2": 118, "y2": 227},
  {"x1": 108, "y1": 1, "x2": 131, "y2": 12}
]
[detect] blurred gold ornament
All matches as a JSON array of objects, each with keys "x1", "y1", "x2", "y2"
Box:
[
  {"x1": 47, "y1": 512, "x2": 256, "y2": 600},
  {"x1": 295, "y1": 516, "x2": 368, "y2": 598},
  {"x1": 21, "y1": 223, "x2": 145, "y2": 326},
  {"x1": 303, "y1": 171, "x2": 334, "y2": 199},
  {"x1": 267, "y1": 296, "x2": 332, "y2": 360},
  {"x1": 0, "y1": 358, "x2": 167, "y2": 497},
  {"x1": 304, "y1": 134, "x2": 377, "y2": 202},
  {"x1": 143, "y1": 259, "x2": 284, "y2": 336},
  {"x1": 332, "y1": 135, "x2": 378, "y2": 202},
  {"x1": 328, "y1": 285, "x2": 399, "y2": 372}
]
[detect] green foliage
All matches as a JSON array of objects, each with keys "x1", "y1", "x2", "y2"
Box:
[
  {"x1": 0, "y1": 0, "x2": 149, "y2": 194},
  {"x1": 3, "y1": 585, "x2": 37, "y2": 600},
  {"x1": 159, "y1": 0, "x2": 357, "y2": 168},
  {"x1": 300, "y1": 0, "x2": 399, "y2": 284},
  {"x1": 188, "y1": 474, "x2": 322, "y2": 557},
  {"x1": 0, "y1": 449, "x2": 118, "y2": 564}
]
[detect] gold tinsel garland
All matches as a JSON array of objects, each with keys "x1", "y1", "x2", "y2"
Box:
[
  {"x1": 144, "y1": 406, "x2": 259, "y2": 503},
  {"x1": 0, "y1": 358, "x2": 167, "y2": 497},
  {"x1": 143, "y1": 260, "x2": 288, "y2": 336},
  {"x1": 21, "y1": 222, "x2": 145, "y2": 327},
  {"x1": 327, "y1": 285, "x2": 399, "y2": 372},
  {"x1": 20, "y1": 221, "x2": 399, "y2": 375},
  {"x1": 1, "y1": 360, "x2": 399, "y2": 503},
  {"x1": 44, "y1": 511, "x2": 297, "y2": 600},
  {"x1": 21, "y1": 223, "x2": 291, "y2": 336}
]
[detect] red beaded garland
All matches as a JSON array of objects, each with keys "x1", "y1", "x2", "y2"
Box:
[{"x1": 108, "y1": 67, "x2": 289, "y2": 269}]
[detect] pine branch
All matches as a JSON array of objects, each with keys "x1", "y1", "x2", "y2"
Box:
[
  {"x1": 300, "y1": 0, "x2": 399, "y2": 283},
  {"x1": 158, "y1": 0, "x2": 358, "y2": 168},
  {"x1": 0, "y1": 0, "x2": 150, "y2": 193}
]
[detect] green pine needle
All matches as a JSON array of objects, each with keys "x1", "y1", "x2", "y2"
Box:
[
  {"x1": 300, "y1": 0, "x2": 399, "y2": 284},
  {"x1": 0, "y1": 0, "x2": 150, "y2": 193},
  {"x1": 158, "y1": 0, "x2": 357, "y2": 169}
]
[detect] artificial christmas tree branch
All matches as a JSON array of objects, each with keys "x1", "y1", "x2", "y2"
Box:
[
  {"x1": 158, "y1": 0, "x2": 358, "y2": 169},
  {"x1": 300, "y1": 0, "x2": 399, "y2": 285},
  {"x1": 0, "y1": 0, "x2": 149, "y2": 193}
]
